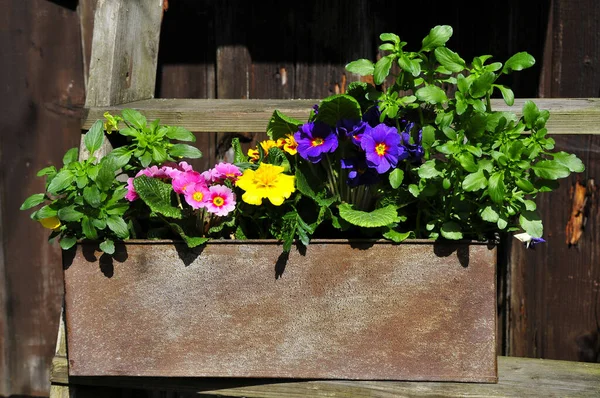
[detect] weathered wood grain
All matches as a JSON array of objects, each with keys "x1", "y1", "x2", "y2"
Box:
[
  {"x1": 82, "y1": 97, "x2": 600, "y2": 134},
  {"x1": 0, "y1": 1, "x2": 85, "y2": 395},
  {"x1": 84, "y1": 0, "x2": 163, "y2": 107},
  {"x1": 509, "y1": 135, "x2": 600, "y2": 362},
  {"x1": 545, "y1": 0, "x2": 600, "y2": 97},
  {"x1": 77, "y1": 0, "x2": 99, "y2": 91},
  {"x1": 0, "y1": 98, "x2": 8, "y2": 396},
  {"x1": 50, "y1": 355, "x2": 600, "y2": 397}
]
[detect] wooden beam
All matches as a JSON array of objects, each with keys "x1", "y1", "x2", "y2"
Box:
[
  {"x1": 49, "y1": 356, "x2": 600, "y2": 397},
  {"x1": 82, "y1": 97, "x2": 600, "y2": 134},
  {"x1": 84, "y1": 0, "x2": 163, "y2": 107}
]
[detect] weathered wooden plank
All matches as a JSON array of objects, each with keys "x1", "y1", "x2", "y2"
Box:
[
  {"x1": 545, "y1": 0, "x2": 600, "y2": 97},
  {"x1": 293, "y1": 0, "x2": 372, "y2": 98},
  {"x1": 82, "y1": 98, "x2": 600, "y2": 133},
  {"x1": 0, "y1": 98, "x2": 8, "y2": 397},
  {"x1": 50, "y1": 357, "x2": 600, "y2": 397},
  {"x1": 85, "y1": 0, "x2": 163, "y2": 107},
  {"x1": 0, "y1": 1, "x2": 85, "y2": 395},
  {"x1": 509, "y1": 135, "x2": 600, "y2": 362},
  {"x1": 77, "y1": 0, "x2": 99, "y2": 91}
]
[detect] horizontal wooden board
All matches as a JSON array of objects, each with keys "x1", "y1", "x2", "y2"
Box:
[
  {"x1": 51, "y1": 355, "x2": 600, "y2": 397},
  {"x1": 82, "y1": 98, "x2": 600, "y2": 133}
]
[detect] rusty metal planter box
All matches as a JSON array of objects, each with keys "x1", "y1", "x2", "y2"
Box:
[{"x1": 63, "y1": 239, "x2": 497, "y2": 382}]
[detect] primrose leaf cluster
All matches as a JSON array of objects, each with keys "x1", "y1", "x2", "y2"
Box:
[{"x1": 21, "y1": 109, "x2": 202, "y2": 254}]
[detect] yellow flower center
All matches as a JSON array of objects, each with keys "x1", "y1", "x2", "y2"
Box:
[
  {"x1": 376, "y1": 143, "x2": 388, "y2": 156},
  {"x1": 311, "y1": 137, "x2": 324, "y2": 147},
  {"x1": 213, "y1": 196, "x2": 224, "y2": 207},
  {"x1": 193, "y1": 192, "x2": 204, "y2": 202}
]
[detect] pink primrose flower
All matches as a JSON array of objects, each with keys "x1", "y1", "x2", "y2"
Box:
[
  {"x1": 212, "y1": 162, "x2": 242, "y2": 183},
  {"x1": 183, "y1": 182, "x2": 210, "y2": 209},
  {"x1": 205, "y1": 185, "x2": 236, "y2": 216},
  {"x1": 172, "y1": 171, "x2": 205, "y2": 194},
  {"x1": 125, "y1": 177, "x2": 139, "y2": 201}
]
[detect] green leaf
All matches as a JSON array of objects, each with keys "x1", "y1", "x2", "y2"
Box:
[
  {"x1": 373, "y1": 55, "x2": 394, "y2": 85},
  {"x1": 488, "y1": 172, "x2": 506, "y2": 203},
  {"x1": 458, "y1": 153, "x2": 478, "y2": 173},
  {"x1": 169, "y1": 144, "x2": 202, "y2": 159},
  {"x1": 481, "y1": 206, "x2": 499, "y2": 222},
  {"x1": 421, "y1": 25, "x2": 453, "y2": 52},
  {"x1": 81, "y1": 216, "x2": 98, "y2": 240},
  {"x1": 516, "y1": 178, "x2": 535, "y2": 193},
  {"x1": 553, "y1": 152, "x2": 585, "y2": 173},
  {"x1": 60, "y1": 236, "x2": 77, "y2": 250},
  {"x1": 523, "y1": 200, "x2": 537, "y2": 211},
  {"x1": 441, "y1": 221, "x2": 463, "y2": 240},
  {"x1": 398, "y1": 54, "x2": 421, "y2": 77},
  {"x1": 83, "y1": 185, "x2": 102, "y2": 208},
  {"x1": 494, "y1": 84, "x2": 515, "y2": 106},
  {"x1": 37, "y1": 166, "x2": 57, "y2": 177},
  {"x1": 462, "y1": 170, "x2": 488, "y2": 191},
  {"x1": 470, "y1": 72, "x2": 496, "y2": 98},
  {"x1": 338, "y1": 204, "x2": 399, "y2": 228},
  {"x1": 421, "y1": 125, "x2": 436, "y2": 149},
  {"x1": 133, "y1": 175, "x2": 182, "y2": 219},
  {"x1": 519, "y1": 210, "x2": 543, "y2": 238},
  {"x1": 380, "y1": 32, "x2": 400, "y2": 44},
  {"x1": 99, "y1": 239, "x2": 115, "y2": 255},
  {"x1": 497, "y1": 216, "x2": 508, "y2": 230},
  {"x1": 121, "y1": 109, "x2": 147, "y2": 130},
  {"x1": 106, "y1": 147, "x2": 132, "y2": 169},
  {"x1": 95, "y1": 160, "x2": 116, "y2": 191},
  {"x1": 58, "y1": 205, "x2": 84, "y2": 222},
  {"x1": 532, "y1": 160, "x2": 571, "y2": 180},
  {"x1": 84, "y1": 120, "x2": 104, "y2": 156},
  {"x1": 20, "y1": 193, "x2": 45, "y2": 210},
  {"x1": 165, "y1": 126, "x2": 195, "y2": 142},
  {"x1": 107, "y1": 215, "x2": 129, "y2": 239},
  {"x1": 140, "y1": 151, "x2": 152, "y2": 167},
  {"x1": 47, "y1": 169, "x2": 75, "y2": 194},
  {"x1": 408, "y1": 184, "x2": 420, "y2": 197},
  {"x1": 389, "y1": 168, "x2": 404, "y2": 189},
  {"x1": 62, "y1": 147, "x2": 79, "y2": 165},
  {"x1": 345, "y1": 59, "x2": 375, "y2": 76},
  {"x1": 418, "y1": 160, "x2": 443, "y2": 179},
  {"x1": 232, "y1": 137, "x2": 246, "y2": 163},
  {"x1": 168, "y1": 222, "x2": 209, "y2": 248},
  {"x1": 415, "y1": 85, "x2": 448, "y2": 105},
  {"x1": 267, "y1": 110, "x2": 302, "y2": 140},
  {"x1": 315, "y1": 94, "x2": 362, "y2": 127},
  {"x1": 383, "y1": 229, "x2": 413, "y2": 243},
  {"x1": 434, "y1": 47, "x2": 465, "y2": 72},
  {"x1": 522, "y1": 101, "x2": 540, "y2": 127},
  {"x1": 152, "y1": 146, "x2": 168, "y2": 164},
  {"x1": 503, "y1": 52, "x2": 535, "y2": 73},
  {"x1": 36, "y1": 205, "x2": 58, "y2": 219}
]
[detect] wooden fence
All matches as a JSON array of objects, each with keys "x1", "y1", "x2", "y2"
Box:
[{"x1": 1, "y1": 0, "x2": 599, "y2": 395}]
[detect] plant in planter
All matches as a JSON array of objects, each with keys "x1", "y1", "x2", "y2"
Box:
[{"x1": 21, "y1": 25, "x2": 584, "y2": 382}]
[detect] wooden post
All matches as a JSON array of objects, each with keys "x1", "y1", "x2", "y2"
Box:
[{"x1": 84, "y1": 0, "x2": 164, "y2": 108}]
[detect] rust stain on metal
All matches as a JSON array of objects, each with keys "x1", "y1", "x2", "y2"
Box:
[
  {"x1": 63, "y1": 240, "x2": 497, "y2": 382},
  {"x1": 566, "y1": 178, "x2": 595, "y2": 246}
]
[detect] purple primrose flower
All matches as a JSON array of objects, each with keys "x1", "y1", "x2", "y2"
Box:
[
  {"x1": 341, "y1": 157, "x2": 380, "y2": 187},
  {"x1": 400, "y1": 122, "x2": 424, "y2": 161},
  {"x1": 294, "y1": 121, "x2": 338, "y2": 163},
  {"x1": 336, "y1": 119, "x2": 371, "y2": 146},
  {"x1": 360, "y1": 124, "x2": 406, "y2": 174}
]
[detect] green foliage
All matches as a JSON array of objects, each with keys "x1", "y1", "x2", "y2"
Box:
[{"x1": 22, "y1": 24, "x2": 586, "y2": 259}]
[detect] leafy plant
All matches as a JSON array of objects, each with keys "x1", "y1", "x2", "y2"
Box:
[{"x1": 22, "y1": 26, "x2": 584, "y2": 255}]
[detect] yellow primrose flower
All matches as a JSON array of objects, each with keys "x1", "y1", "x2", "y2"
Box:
[
  {"x1": 39, "y1": 216, "x2": 61, "y2": 230},
  {"x1": 248, "y1": 148, "x2": 259, "y2": 162},
  {"x1": 235, "y1": 163, "x2": 295, "y2": 206},
  {"x1": 260, "y1": 140, "x2": 278, "y2": 155},
  {"x1": 282, "y1": 134, "x2": 298, "y2": 155}
]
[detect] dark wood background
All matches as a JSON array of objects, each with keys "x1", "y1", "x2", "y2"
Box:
[{"x1": 1, "y1": 0, "x2": 598, "y2": 395}]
